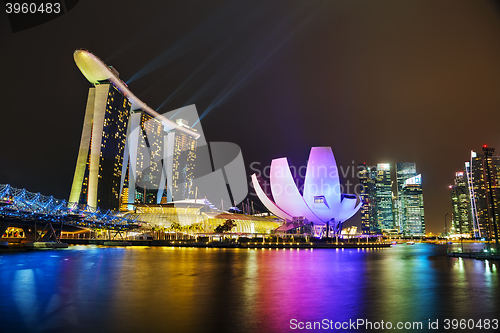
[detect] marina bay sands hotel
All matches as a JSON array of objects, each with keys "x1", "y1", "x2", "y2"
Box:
[{"x1": 69, "y1": 49, "x2": 200, "y2": 210}]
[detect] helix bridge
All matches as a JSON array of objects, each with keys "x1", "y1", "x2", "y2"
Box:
[{"x1": 0, "y1": 184, "x2": 140, "y2": 242}]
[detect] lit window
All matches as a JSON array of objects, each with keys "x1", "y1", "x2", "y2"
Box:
[{"x1": 314, "y1": 196, "x2": 324, "y2": 204}]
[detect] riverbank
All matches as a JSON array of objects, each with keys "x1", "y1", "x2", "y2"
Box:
[
  {"x1": 63, "y1": 239, "x2": 391, "y2": 249},
  {"x1": 447, "y1": 251, "x2": 500, "y2": 260}
]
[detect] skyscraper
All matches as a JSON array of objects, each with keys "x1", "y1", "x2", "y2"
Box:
[
  {"x1": 126, "y1": 114, "x2": 198, "y2": 207},
  {"x1": 126, "y1": 111, "x2": 165, "y2": 205},
  {"x1": 464, "y1": 148, "x2": 500, "y2": 239},
  {"x1": 359, "y1": 163, "x2": 377, "y2": 234},
  {"x1": 359, "y1": 162, "x2": 425, "y2": 236},
  {"x1": 69, "y1": 83, "x2": 131, "y2": 210},
  {"x1": 400, "y1": 174, "x2": 425, "y2": 236},
  {"x1": 482, "y1": 146, "x2": 500, "y2": 245},
  {"x1": 171, "y1": 119, "x2": 197, "y2": 201},
  {"x1": 450, "y1": 171, "x2": 471, "y2": 235},
  {"x1": 395, "y1": 162, "x2": 417, "y2": 230},
  {"x1": 396, "y1": 163, "x2": 417, "y2": 193},
  {"x1": 375, "y1": 163, "x2": 394, "y2": 231},
  {"x1": 466, "y1": 150, "x2": 489, "y2": 237},
  {"x1": 70, "y1": 49, "x2": 201, "y2": 211}
]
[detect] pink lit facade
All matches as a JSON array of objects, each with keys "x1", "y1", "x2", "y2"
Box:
[{"x1": 252, "y1": 147, "x2": 362, "y2": 228}]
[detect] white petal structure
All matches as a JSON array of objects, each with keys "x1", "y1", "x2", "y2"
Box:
[
  {"x1": 252, "y1": 147, "x2": 362, "y2": 226},
  {"x1": 270, "y1": 158, "x2": 320, "y2": 222},
  {"x1": 251, "y1": 174, "x2": 292, "y2": 221}
]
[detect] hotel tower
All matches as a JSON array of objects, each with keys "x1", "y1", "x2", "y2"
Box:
[{"x1": 69, "y1": 49, "x2": 200, "y2": 210}]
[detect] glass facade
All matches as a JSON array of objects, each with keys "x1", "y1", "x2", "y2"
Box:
[
  {"x1": 133, "y1": 111, "x2": 164, "y2": 204},
  {"x1": 128, "y1": 205, "x2": 280, "y2": 233},
  {"x1": 401, "y1": 175, "x2": 425, "y2": 236},
  {"x1": 70, "y1": 83, "x2": 131, "y2": 210},
  {"x1": 126, "y1": 116, "x2": 198, "y2": 205},
  {"x1": 395, "y1": 162, "x2": 417, "y2": 230},
  {"x1": 468, "y1": 151, "x2": 489, "y2": 237},
  {"x1": 359, "y1": 162, "x2": 425, "y2": 236},
  {"x1": 450, "y1": 172, "x2": 471, "y2": 235},
  {"x1": 484, "y1": 154, "x2": 500, "y2": 239},
  {"x1": 465, "y1": 150, "x2": 500, "y2": 238},
  {"x1": 70, "y1": 52, "x2": 201, "y2": 211},
  {"x1": 375, "y1": 163, "x2": 394, "y2": 231},
  {"x1": 171, "y1": 121, "x2": 197, "y2": 201},
  {"x1": 359, "y1": 163, "x2": 377, "y2": 234},
  {"x1": 97, "y1": 85, "x2": 130, "y2": 210}
]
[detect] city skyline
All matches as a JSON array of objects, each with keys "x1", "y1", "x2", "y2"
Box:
[
  {"x1": 359, "y1": 162, "x2": 425, "y2": 236},
  {"x1": 449, "y1": 146, "x2": 500, "y2": 240},
  {"x1": 2, "y1": 1, "x2": 500, "y2": 234}
]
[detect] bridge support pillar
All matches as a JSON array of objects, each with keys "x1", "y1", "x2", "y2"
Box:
[
  {"x1": 0, "y1": 222, "x2": 10, "y2": 238},
  {"x1": 22, "y1": 227, "x2": 35, "y2": 242},
  {"x1": 39, "y1": 222, "x2": 60, "y2": 242}
]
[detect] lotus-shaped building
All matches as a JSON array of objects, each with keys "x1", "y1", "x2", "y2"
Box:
[{"x1": 252, "y1": 147, "x2": 362, "y2": 234}]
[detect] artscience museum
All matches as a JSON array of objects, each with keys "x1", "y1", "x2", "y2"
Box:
[{"x1": 252, "y1": 147, "x2": 362, "y2": 236}]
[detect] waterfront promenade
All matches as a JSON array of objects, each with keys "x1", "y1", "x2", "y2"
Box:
[{"x1": 62, "y1": 238, "x2": 391, "y2": 249}]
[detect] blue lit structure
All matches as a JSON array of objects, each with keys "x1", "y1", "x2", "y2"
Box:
[{"x1": 0, "y1": 184, "x2": 139, "y2": 230}]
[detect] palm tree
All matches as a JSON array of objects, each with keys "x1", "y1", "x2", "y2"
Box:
[{"x1": 168, "y1": 222, "x2": 182, "y2": 240}]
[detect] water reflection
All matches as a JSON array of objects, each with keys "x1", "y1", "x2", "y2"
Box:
[{"x1": 0, "y1": 244, "x2": 498, "y2": 333}]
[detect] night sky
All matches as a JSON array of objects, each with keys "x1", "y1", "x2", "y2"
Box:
[{"x1": 2, "y1": 0, "x2": 500, "y2": 234}]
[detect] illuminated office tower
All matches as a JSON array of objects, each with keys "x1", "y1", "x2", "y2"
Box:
[
  {"x1": 69, "y1": 83, "x2": 131, "y2": 210},
  {"x1": 464, "y1": 158, "x2": 479, "y2": 237},
  {"x1": 400, "y1": 174, "x2": 425, "y2": 236},
  {"x1": 394, "y1": 162, "x2": 417, "y2": 230},
  {"x1": 392, "y1": 192, "x2": 400, "y2": 231},
  {"x1": 449, "y1": 172, "x2": 471, "y2": 235},
  {"x1": 359, "y1": 163, "x2": 377, "y2": 234},
  {"x1": 359, "y1": 161, "x2": 424, "y2": 235},
  {"x1": 375, "y1": 163, "x2": 394, "y2": 231},
  {"x1": 482, "y1": 146, "x2": 500, "y2": 242},
  {"x1": 467, "y1": 151, "x2": 488, "y2": 237},
  {"x1": 466, "y1": 148, "x2": 500, "y2": 239},
  {"x1": 396, "y1": 163, "x2": 417, "y2": 192}
]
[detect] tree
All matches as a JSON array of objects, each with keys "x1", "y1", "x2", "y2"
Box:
[
  {"x1": 168, "y1": 222, "x2": 182, "y2": 232},
  {"x1": 214, "y1": 219, "x2": 237, "y2": 233},
  {"x1": 167, "y1": 222, "x2": 182, "y2": 240},
  {"x1": 186, "y1": 223, "x2": 204, "y2": 233},
  {"x1": 151, "y1": 226, "x2": 158, "y2": 240}
]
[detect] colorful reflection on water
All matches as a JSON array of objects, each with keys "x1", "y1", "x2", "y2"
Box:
[{"x1": 0, "y1": 243, "x2": 498, "y2": 333}]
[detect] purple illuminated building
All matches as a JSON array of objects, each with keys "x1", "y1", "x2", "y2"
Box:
[{"x1": 252, "y1": 147, "x2": 362, "y2": 235}]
